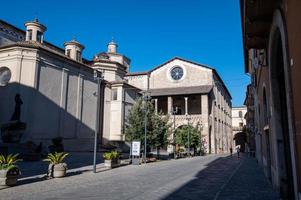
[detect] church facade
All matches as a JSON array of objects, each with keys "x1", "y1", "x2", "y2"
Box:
[
  {"x1": 126, "y1": 58, "x2": 232, "y2": 154},
  {"x1": 0, "y1": 19, "x2": 232, "y2": 153}
]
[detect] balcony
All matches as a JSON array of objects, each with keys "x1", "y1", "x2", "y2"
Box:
[{"x1": 168, "y1": 114, "x2": 203, "y2": 127}]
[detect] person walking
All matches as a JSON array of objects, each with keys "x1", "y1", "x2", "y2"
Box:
[
  {"x1": 236, "y1": 146, "x2": 240, "y2": 158},
  {"x1": 230, "y1": 147, "x2": 233, "y2": 157}
]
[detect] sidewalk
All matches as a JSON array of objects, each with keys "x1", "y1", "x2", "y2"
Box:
[
  {"x1": 217, "y1": 154, "x2": 279, "y2": 200},
  {"x1": 12, "y1": 152, "x2": 130, "y2": 187}
]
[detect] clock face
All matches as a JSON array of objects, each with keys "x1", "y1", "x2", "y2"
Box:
[
  {"x1": 0, "y1": 67, "x2": 11, "y2": 86},
  {"x1": 170, "y1": 66, "x2": 184, "y2": 80}
]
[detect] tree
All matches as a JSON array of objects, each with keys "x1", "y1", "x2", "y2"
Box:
[
  {"x1": 125, "y1": 98, "x2": 171, "y2": 158},
  {"x1": 149, "y1": 112, "x2": 170, "y2": 158},
  {"x1": 175, "y1": 123, "x2": 204, "y2": 155}
]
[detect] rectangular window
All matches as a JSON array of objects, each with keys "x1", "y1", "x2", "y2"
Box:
[
  {"x1": 76, "y1": 50, "x2": 81, "y2": 61},
  {"x1": 66, "y1": 49, "x2": 71, "y2": 57},
  {"x1": 112, "y1": 89, "x2": 118, "y2": 101},
  {"x1": 28, "y1": 30, "x2": 32, "y2": 40},
  {"x1": 37, "y1": 31, "x2": 42, "y2": 42}
]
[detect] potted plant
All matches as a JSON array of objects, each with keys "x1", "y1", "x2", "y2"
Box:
[
  {"x1": 103, "y1": 150, "x2": 120, "y2": 169},
  {"x1": 43, "y1": 152, "x2": 69, "y2": 178},
  {"x1": 0, "y1": 154, "x2": 21, "y2": 188}
]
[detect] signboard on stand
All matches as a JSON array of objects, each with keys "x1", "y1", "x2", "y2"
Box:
[{"x1": 132, "y1": 141, "x2": 141, "y2": 165}]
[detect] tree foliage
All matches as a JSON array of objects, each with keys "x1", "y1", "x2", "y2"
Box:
[
  {"x1": 175, "y1": 123, "x2": 205, "y2": 153},
  {"x1": 125, "y1": 98, "x2": 171, "y2": 151}
]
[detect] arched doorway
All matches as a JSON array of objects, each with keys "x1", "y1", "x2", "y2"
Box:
[
  {"x1": 233, "y1": 132, "x2": 246, "y2": 152},
  {"x1": 268, "y1": 10, "x2": 295, "y2": 199}
]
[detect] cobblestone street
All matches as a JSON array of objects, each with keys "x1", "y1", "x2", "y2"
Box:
[{"x1": 0, "y1": 154, "x2": 278, "y2": 200}]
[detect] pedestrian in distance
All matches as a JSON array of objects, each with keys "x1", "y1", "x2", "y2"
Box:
[
  {"x1": 230, "y1": 147, "x2": 233, "y2": 157},
  {"x1": 236, "y1": 146, "x2": 240, "y2": 158}
]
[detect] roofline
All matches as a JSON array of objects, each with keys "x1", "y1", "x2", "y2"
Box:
[
  {"x1": 0, "y1": 19, "x2": 91, "y2": 63},
  {"x1": 232, "y1": 106, "x2": 247, "y2": 109},
  {"x1": 161, "y1": 57, "x2": 232, "y2": 99},
  {"x1": 110, "y1": 81, "x2": 142, "y2": 91},
  {"x1": 239, "y1": 0, "x2": 248, "y2": 74},
  {"x1": 127, "y1": 56, "x2": 232, "y2": 99},
  {"x1": 0, "y1": 42, "x2": 95, "y2": 73},
  {"x1": 126, "y1": 71, "x2": 149, "y2": 76}
]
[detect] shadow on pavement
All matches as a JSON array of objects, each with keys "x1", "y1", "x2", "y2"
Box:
[
  {"x1": 161, "y1": 154, "x2": 279, "y2": 200},
  {"x1": 162, "y1": 155, "x2": 240, "y2": 200}
]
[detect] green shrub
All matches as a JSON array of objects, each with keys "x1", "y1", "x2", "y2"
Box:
[
  {"x1": 0, "y1": 154, "x2": 21, "y2": 171},
  {"x1": 43, "y1": 152, "x2": 69, "y2": 164},
  {"x1": 103, "y1": 150, "x2": 120, "y2": 160}
]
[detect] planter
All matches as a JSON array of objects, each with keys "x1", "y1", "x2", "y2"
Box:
[
  {"x1": 48, "y1": 163, "x2": 67, "y2": 178},
  {"x1": 0, "y1": 168, "x2": 20, "y2": 187},
  {"x1": 104, "y1": 159, "x2": 120, "y2": 169}
]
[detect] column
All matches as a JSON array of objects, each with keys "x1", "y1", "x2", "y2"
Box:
[
  {"x1": 59, "y1": 68, "x2": 69, "y2": 137},
  {"x1": 167, "y1": 96, "x2": 174, "y2": 154},
  {"x1": 201, "y1": 94, "x2": 209, "y2": 153},
  {"x1": 154, "y1": 98, "x2": 158, "y2": 114},
  {"x1": 167, "y1": 96, "x2": 173, "y2": 114},
  {"x1": 184, "y1": 97, "x2": 188, "y2": 115}
]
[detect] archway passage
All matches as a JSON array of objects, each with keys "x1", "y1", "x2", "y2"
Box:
[
  {"x1": 270, "y1": 27, "x2": 294, "y2": 199},
  {"x1": 233, "y1": 132, "x2": 247, "y2": 152}
]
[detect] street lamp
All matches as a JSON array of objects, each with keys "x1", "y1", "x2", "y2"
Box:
[
  {"x1": 172, "y1": 106, "x2": 178, "y2": 159},
  {"x1": 143, "y1": 91, "x2": 151, "y2": 164},
  {"x1": 186, "y1": 114, "x2": 191, "y2": 157},
  {"x1": 93, "y1": 70, "x2": 104, "y2": 173}
]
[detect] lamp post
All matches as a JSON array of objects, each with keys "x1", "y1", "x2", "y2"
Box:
[
  {"x1": 186, "y1": 114, "x2": 191, "y2": 157},
  {"x1": 200, "y1": 123, "x2": 204, "y2": 155},
  {"x1": 143, "y1": 91, "x2": 151, "y2": 164},
  {"x1": 172, "y1": 106, "x2": 178, "y2": 159},
  {"x1": 93, "y1": 70, "x2": 104, "y2": 173}
]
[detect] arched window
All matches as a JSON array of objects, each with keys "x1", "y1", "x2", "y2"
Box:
[{"x1": 238, "y1": 111, "x2": 243, "y2": 118}]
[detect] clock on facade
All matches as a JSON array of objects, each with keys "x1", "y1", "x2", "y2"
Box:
[{"x1": 170, "y1": 66, "x2": 184, "y2": 80}]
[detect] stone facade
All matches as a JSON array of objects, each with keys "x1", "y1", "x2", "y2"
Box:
[
  {"x1": 241, "y1": 0, "x2": 301, "y2": 198},
  {"x1": 126, "y1": 57, "x2": 232, "y2": 154},
  {"x1": 0, "y1": 19, "x2": 140, "y2": 151},
  {"x1": 232, "y1": 106, "x2": 247, "y2": 136},
  {"x1": 0, "y1": 18, "x2": 231, "y2": 155}
]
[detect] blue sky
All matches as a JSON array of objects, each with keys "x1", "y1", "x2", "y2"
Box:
[{"x1": 2, "y1": 0, "x2": 249, "y2": 106}]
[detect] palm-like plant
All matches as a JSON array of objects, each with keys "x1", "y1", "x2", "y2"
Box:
[
  {"x1": 0, "y1": 154, "x2": 21, "y2": 170},
  {"x1": 43, "y1": 152, "x2": 69, "y2": 165}
]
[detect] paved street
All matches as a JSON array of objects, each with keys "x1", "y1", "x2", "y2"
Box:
[{"x1": 0, "y1": 154, "x2": 279, "y2": 200}]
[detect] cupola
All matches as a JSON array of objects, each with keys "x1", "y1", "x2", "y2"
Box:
[
  {"x1": 24, "y1": 18, "x2": 47, "y2": 43},
  {"x1": 64, "y1": 39, "x2": 85, "y2": 62},
  {"x1": 107, "y1": 39, "x2": 118, "y2": 54}
]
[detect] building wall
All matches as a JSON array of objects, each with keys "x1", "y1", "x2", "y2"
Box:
[
  {"x1": 126, "y1": 74, "x2": 148, "y2": 90},
  {"x1": 232, "y1": 107, "x2": 247, "y2": 128},
  {"x1": 286, "y1": 0, "x2": 301, "y2": 193},
  {"x1": 149, "y1": 59, "x2": 212, "y2": 89},
  {"x1": 0, "y1": 46, "x2": 100, "y2": 151},
  {"x1": 126, "y1": 58, "x2": 232, "y2": 154}
]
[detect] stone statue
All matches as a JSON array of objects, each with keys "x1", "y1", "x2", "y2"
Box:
[
  {"x1": 10, "y1": 94, "x2": 23, "y2": 121},
  {"x1": 0, "y1": 93, "x2": 26, "y2": 143}
]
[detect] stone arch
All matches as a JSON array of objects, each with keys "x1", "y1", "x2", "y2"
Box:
[
  {"x1": 268, "y1": 9, "x2": 297, "y2": 198},
  {"x1": 233, "y1": 131, "x2": 247, "y2": 152}
]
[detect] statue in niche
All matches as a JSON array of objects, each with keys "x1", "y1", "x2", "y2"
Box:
[
  {"x1": 10, "y1": 94, "x2": 23, "y2": 121},
  {"x1": 0, "y1": 93, "x2": 26, "y2": 143}
]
